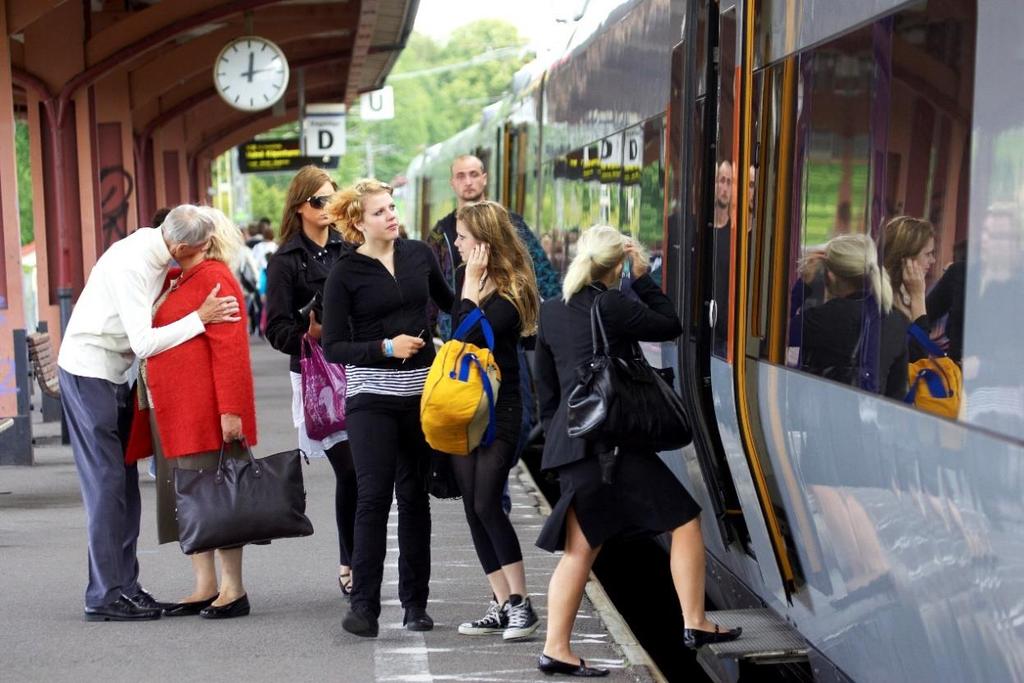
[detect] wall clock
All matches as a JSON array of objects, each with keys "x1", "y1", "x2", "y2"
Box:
[{"x1": 213, "y1": 36, "x2": 290, "y2": 112}]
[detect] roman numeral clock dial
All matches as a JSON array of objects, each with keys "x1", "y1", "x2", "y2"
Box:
[{"x1": 213, "y1": 36, "x2": 290, "y2": 112}]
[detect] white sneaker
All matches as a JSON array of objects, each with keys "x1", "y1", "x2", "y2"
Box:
[
  {"x1": 458, "y1": 600, "x2": 508, "y2": 635},
  {"x1": 503, "y1": 595, "x2": 540, "y2": 640}
]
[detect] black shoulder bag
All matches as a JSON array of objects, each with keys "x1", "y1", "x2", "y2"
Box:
[
  {"x1": 566, "y1": 293, "x2": 691, "y2": 452},
  {"x1": 174, "y1": 441, "x2": 314, "y2": 555}
]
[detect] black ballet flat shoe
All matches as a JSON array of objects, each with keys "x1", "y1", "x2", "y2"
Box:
[
  {"x1": 537, "y1": 654, "x2": 610, "y2": 677},
  {"x1": 403, "y1": 606, "x2": 434, "y2": 632},
  {"x1": 342, "y1": 608, "x2": 379, "y2": 637},
  {"x1": 163, "y1": 595, "x2": 218, "y2": 617},
  {"x1": 683, "y1": 624, "x2": 742, "y2": 649},
  {"x1": 199, "y1": 594, "x2": 250, "y2": 620}
]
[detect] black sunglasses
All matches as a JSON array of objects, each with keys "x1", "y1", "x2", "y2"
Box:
[{"x1": 306, "y1": 194, "x2": 332, "y2": 210}]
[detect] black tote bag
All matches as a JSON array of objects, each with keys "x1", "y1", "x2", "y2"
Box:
[
  {"x1": 174, "y1": 441, "x2": 314, "y2": 555},
  {"x1": 566, "y1": 294, "x2": 691, "y2": 452}
]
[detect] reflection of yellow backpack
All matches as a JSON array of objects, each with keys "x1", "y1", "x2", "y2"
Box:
[
  {"x1": 421, "y1": 309, "x2": 501, "y2": 456},
  {"x1": 904, "y1": 325, "x2": 962, "y2": 419}
]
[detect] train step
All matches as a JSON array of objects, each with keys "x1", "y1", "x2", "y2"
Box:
[{"x1": 696, "y1": 609, "x2": 810, "y2": 683}]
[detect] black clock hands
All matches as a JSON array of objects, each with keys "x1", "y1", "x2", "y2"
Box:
[{"x1": 243, "y1": 52, "x2": 256, "y2": 83}]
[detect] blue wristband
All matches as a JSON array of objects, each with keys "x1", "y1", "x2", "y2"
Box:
[{"x1": 384, "y1": 338, "x2": 394, "y2": 358}]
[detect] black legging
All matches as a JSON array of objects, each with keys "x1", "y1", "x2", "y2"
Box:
[
  {"x1": 450, "y1": 437, "x2": 523, "y2": 574},
  {"x1": 345, "y1": 406, "x2": 432, "y2": 619},
  {"x1": 325, "y1": 441, "x2": 357, "y2": 567}
]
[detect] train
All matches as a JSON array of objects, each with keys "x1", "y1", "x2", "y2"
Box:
[{"x1": 403, "y1": 1, "x2": 1024, "y2": 681}]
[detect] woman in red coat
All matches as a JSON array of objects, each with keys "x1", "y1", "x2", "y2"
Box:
[{"x1": 126, "y1": 206, "x2": 258, "y2": 619}]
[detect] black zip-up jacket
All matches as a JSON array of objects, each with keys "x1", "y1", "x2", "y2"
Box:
[
  {"x1": 265, "y1": 230, "x2": 349, "y2": 373},
  {"x1": 322, "y1": 239, "x2": 454, "y2": 407}
]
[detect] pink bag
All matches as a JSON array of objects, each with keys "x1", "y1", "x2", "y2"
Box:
[{"x1": 300, "y1": 335, "x2": 347, "y2": 440}]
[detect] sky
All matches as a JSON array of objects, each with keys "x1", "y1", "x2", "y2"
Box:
[{"x1": 411, "y1": 0, "x2": 580, "y2": 53}]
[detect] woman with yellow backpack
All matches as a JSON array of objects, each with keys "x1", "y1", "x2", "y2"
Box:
[{"x1": 444, "y1": 201, "x2": 543, "y2": 641}]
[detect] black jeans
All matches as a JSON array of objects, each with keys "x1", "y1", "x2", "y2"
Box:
[
  {"x1": 325, "y1": 441, "x2": 357, "y2": 567},
  {"x1": 345, "y1": 407, "x2": 432, "y2": 619}
]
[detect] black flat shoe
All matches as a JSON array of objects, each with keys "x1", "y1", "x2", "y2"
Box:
[
  {"x1": 163, "y1": 595, "x2": 218, "y2": 617},
  {"x1": 537, "y1": 654, "x2": 609, "y2": 677},
  {"x1": 199, "y1": 594, "x2": 250, "y2": 619},
  {"x1": 683, "y1": 624, "x2": 742, "y2": 649},
  {"x1": 84, "y1": 596, "x2": 161, "y2": 622},
  {"x1": 342, "y1": 608, "x2": 379, "y2": 637},
  {"x1": 403, "y1": 606, "x2": 434, "y2": 632},
  {"x1": 125, "y1": 588, "x2": 174, "y2": 611}
]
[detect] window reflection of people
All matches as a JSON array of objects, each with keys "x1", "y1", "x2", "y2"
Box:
[
  {"x1": 711, "y1": 160, "x2": 734, "y2": 357},
  {"x1": 881, "y1": 216, "x2": 935, "y2": 360},
  {"x1": 926, "y1": 242, "x2": 966, "y2": 362},
  {"x1": 800, "y1": 233, "x2": 908, "y2": 398}
]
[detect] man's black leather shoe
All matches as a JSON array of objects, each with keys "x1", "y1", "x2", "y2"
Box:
[
  {"x1": 199, "y1": 594, "x2": 250, "y2": 619},
  {"x1": 164, "y1": 595, "x2": 218, "y2": 617},
  {"x1": 342, "y1": 608, "x2": 379, "y2": 637},
  {"x1": 126, "y1": 588, "x2": 174, "y2": 611},
  {"x1": 84, "y1": 596, "x2": 161, "y2": 622},
  {"x1": 537, "y1": 654, "x2": 609, "y2": 677},
  {"x1": 683, "y1": 624, "x2": 742, "y2": 649},
  {"x1": 403, "y1": 606, "x2": 434, "y2": 632}
]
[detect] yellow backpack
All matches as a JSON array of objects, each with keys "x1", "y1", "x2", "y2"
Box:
[
  {"x1": 904, "y1": 324, "x2": 962, "y2": 419},
  {"x1": 420, "y1": 308, "x2": 501, "y2": 455}
]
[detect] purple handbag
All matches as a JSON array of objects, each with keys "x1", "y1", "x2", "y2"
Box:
[{"x1": 300, "y1": 335, "x2": 347, "y2": 440}]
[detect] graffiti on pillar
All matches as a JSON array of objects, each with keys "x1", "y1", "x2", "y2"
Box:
[
  {"x1": 0, "y1": 296, "x2": 14, "y2": 396},
  {"x1": 100, "y1": 165, "x2": 135, "y2": 250}
]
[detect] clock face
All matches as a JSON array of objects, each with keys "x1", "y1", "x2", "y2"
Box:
[{"x1": 213, "y1": 36, "x2": 290, "y2": 112}]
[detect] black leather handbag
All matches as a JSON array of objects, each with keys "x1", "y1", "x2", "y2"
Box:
[
  {"x1": 174, "y1": 441, "x2": 314, "y2": 555},
  {"x1": 566, "y1": 294, "x2": 691, "y2": 452}
]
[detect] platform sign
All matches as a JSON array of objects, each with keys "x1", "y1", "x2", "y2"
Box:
[
  {"x1": 599, "y1": 132, "x2": 623, "y2": 184},
  {"x1": 238, "y1": 139, "x2": 338, "y2": 173},
  {"x1": 623, "y1": 127, "x2": 643, "y2": 185},
  {"x1": 360, "y1": 86, "x2": 395, "y2": 121},
  {"x1": 303, "y1": 103, "x2": 346, "y2": 156}
]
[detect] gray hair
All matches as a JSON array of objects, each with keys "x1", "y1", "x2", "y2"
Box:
[{"x1": 161, "y1": 204, "x2": 217, "y2": 246}]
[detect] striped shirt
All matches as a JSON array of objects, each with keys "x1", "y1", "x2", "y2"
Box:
[{"x1": 344, "y1": 365, "x2": 431, "y2": 399}]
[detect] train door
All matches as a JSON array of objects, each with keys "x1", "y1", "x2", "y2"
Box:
[{"x1": 669, "y1": 1, "x2": 750, "y2": 551}]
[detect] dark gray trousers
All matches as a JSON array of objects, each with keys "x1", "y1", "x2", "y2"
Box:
[{"x1": 58, "y1": 368, "x2": 141, "y2": 608}]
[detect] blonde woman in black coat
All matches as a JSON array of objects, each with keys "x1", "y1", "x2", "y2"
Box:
[{"x1": 533, "y1": 225, "x2": 740, "y2": 677}]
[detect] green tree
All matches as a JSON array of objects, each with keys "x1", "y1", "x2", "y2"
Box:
[{"x1": 16, "y1": 120, "x2": 33, "y2": 245}]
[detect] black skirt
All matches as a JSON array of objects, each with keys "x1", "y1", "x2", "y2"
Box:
[{"x1": 536, "y1": 451, "x2": 701, "y2": 553}]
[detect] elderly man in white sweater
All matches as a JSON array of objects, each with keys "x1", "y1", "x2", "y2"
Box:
[{"x1": 57, "y1": 205, "x2": 240, "y2": 622}]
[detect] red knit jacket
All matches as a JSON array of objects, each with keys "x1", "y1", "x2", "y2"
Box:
[{"x1": 125, "y1": 259, "x2": 257, "y2": 463}]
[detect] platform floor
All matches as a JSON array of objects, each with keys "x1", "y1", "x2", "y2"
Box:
[{"x1": 0, "y1": 339, "x2": 657, "y2": 682}]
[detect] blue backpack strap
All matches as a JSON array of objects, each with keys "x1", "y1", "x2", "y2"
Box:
[
  {"x1": 457, "y1": 353, "x2": 497, "y2": 448},
  {"x1": 452, "y1": 307, "x2": 495, "y2": 349},
  {"x1": 907, "y1": 323, "x2": 944, "y2": 358}
]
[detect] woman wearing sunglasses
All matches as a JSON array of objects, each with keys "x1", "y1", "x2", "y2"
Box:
[{"x1": 265, "y1": 165, "x2": 357, "y2": 596}]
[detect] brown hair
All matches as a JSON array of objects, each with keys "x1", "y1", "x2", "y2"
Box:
[
  {"x1": 278, "y1": 166, "x2": 338, "y2": 245},
  {"x1": 326, "y1": 178, "x2": 394, "y2": 245},
  {"x1": 881, "y1": 215, "x2": 935, "y2": 296},
  {"x1": 455, "y1": 200, "x2": 540, "y2": 336}
]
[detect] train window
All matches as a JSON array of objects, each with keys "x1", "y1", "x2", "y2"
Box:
[
  {"x1": 711, "y1": 6, "x2": 738, "y2": 359},
  {"x1": 770, "y1": 2, "x2": 976, "y2": 415},
  {"x1": 625, "y1": 117, "x2": 666, "y2": 289}
]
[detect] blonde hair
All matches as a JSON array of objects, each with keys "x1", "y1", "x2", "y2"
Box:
[
  {"x1": 561, "y1": 225, "x2": 648, "y2": 302},
  {"x1": 279, "y1": 166, "x2": 338, "y2": 245},
  {"x1": 824, "y1": 233, "x2": 892, "y2": 313},
  {"x1": 326, "y1": 178, "x2": 394, "y2": 245},
  {"x1": 456, "y1": 201, "x2": 540, "y2": 335},
  {"x1": 201, "y1": 207, "x2": 244, "y2": 264},
  {"x1": 881, "y1": 215, "x2": 935, "y2": 296}
]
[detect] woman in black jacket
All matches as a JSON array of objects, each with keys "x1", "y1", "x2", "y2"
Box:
[
  {"x1": 533, "y1": 225, "x2": 739, "y2": 677},
  {"x1": 448, "y1": 201, "x2": 541, "y2": 641},
  {"x1": 264, "y1": 165, "x2": 356, "y2": 596},
  {"x1": 321, "y1": 179, "x2": 455, "y2": 638}
]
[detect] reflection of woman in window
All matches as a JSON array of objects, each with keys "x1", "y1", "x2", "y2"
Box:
[
  {"x1": 801, "y1": 234, "x2": 908, "y2": 398},
  {"x1": 881, "y1": 216, "x2": 934, "y2": 360}
]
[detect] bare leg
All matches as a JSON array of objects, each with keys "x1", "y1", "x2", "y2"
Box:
[
  {"x1": 212, "y1": 547, "x2": 245, "y2": 606},
  {"x1": 501, "y1": 560, "x2": 527, "y2": 598},
  {"x1": 542, "y1": 508, "x2": 601, "y2": 664},
  {"x1": 485, "y1": 569, "x2": 512, "y2": 605},
  {"x1": 670, "y1": 517, "x2": 715, "y2": 630},
  {"x1": 181, "y1": 551, "x2": 218, "y2": 603}
]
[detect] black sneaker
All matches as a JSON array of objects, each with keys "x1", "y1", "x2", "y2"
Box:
[
  {"x1": 503, "y1": 595, "x2": 540, "y2": 640},
  {"x1": 458, "y1": 599, "x2": 508, "y2": 635}
]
